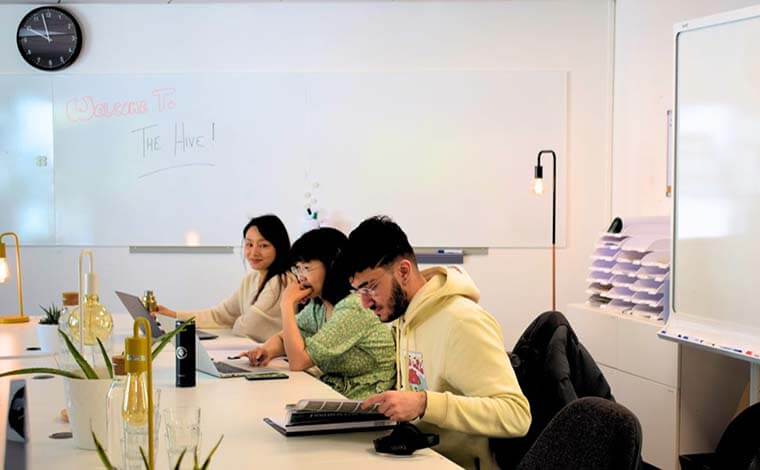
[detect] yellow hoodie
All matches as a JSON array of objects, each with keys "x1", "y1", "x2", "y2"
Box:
[{"x1": 396, "y1": 266, "x2": 531, "y2": 469}]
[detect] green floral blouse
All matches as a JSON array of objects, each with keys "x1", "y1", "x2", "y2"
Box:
[{"x1": 297, "y1": 294, "x2": 396, "y2": 400}]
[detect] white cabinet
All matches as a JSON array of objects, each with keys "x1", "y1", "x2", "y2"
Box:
[{"x1": 566, "y1": 303, "x2": 747, "y2": 470}]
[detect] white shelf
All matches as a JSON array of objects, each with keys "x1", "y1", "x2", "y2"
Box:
[
  {"x1": 590, "y1": 259, "x2": 617, "y2": 272},
  {"x1": 617, "y1": 250, "x2": 649, "y2": 265},
  {"x1": 586, "y1": 282, "x2": 613, "y2": 295},
  {"x1": 586, "y1": 217, "x2": 671, "y2": 322},
  {"x1": 611, "y1": 262, "x2": 640, "y2": 277},
  {"x1": 630, "y1": 278, "x2": 668, "y2": 295},
  {"x1": 587, "y1": 271, "x2": 614, "y2": 285},
  {"x1": 637, "y1": 266, "x2": 669, "y2": 282},
  {"x1": 641, "y1": 251, "x2": 670, "y2": 269},
  {"x1": 592, "y1": 247, "x2": 620, "y2": 261}
]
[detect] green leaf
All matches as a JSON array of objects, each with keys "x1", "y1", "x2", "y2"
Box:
[
  {"x1": 58, "y1": 329, "x2": 99, "y2": 379},
  {"x1": 97, "y1": 337, "x2": 113, "y2": 379},
  {"x1": 0, "y1": 367, "x2": 83, "y2": 380},
  {"x1": 151, "y1": 317, "x2": 195, "y2": 360},
  {"x1": 39, "y1": 303, "x2": 62, "y2": 325},
  {"x1": 200, "y1": 435, "x2": 224, "y2": 470},
  {"x1": 173, "y1": 448, "x2": 187, "y2": 470},
  {"x1": 139, "y1": 446, "x2": 150, "y2": 470},
  {"x1": 92, "y1": 429, "x2": 116, "y2": 469}
]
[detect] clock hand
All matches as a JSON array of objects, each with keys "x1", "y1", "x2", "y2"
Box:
[
  {"x1": 41, "y1": 15, "x2": 51, "y2": 42},
  {"x1": 25, "y1": 26, "x2": 50, "y2": 42}
]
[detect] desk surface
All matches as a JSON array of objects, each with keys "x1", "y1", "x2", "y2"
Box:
[{"x1": 0, "y1": 316, "x2": 458, "y2": 469}]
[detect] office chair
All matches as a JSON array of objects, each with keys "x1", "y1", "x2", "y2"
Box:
[{"x1": 516, "y1": 396, "x2": 643, "y2": 470}]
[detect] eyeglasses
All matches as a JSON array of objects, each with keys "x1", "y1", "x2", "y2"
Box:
[
  {"x1": 290, "y1": 265, "x2": 319, "y2": 278},
  {"x1": 351, "y1": 278, "x2": 381, "y2": 298}
]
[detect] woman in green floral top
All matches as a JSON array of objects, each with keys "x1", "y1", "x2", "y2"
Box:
[{"x1": 243, "y1": 227, "x2": 396, "y2": 400}]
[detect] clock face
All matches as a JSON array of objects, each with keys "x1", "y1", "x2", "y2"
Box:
[{"x1": 16, "y1": 7, "x2": 82, "y2": 71}]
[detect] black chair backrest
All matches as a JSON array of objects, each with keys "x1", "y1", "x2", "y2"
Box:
[
  {"x1": 715, "y1": 401, "x2": 760, "y2": 470},
  {"x1": 492, "y1": 311, "x2": 613, "y2": 469},
  {"x1": 516, "y1": 397, "x2": 643, "y2": 470}
]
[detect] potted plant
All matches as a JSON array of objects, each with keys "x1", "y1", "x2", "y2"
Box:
[
  {"x1": 0, "y1": 318, "x2": 193, "y2": 450},
  {"x1": 37, "y1": 303, "x2": 62, "y2": 353},
  {"x1": 93, "y1": 431, "x2": 223, "y2": 470}
]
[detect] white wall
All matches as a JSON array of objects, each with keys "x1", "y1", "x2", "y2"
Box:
[
  {"x1": 0, "y1": 1, "x2": 614, "y2": 348},
  {"x1": 611, "y1": 0, "x2": 759, "y2": 218}
]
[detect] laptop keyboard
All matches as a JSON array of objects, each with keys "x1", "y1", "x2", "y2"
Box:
[{"x1": 214, "y1": 361, "x2": 249, "y2": 374}]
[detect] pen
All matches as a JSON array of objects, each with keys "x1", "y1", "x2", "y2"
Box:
[{"x1": 437, "y1": 249, "x2": 463, "y2": 255}]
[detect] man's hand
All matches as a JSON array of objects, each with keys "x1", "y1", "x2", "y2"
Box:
[{"x1": 361, "y1": 391, "x2": 427, "y2": 422}]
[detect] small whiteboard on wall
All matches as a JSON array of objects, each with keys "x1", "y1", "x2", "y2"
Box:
[{"x1": 660, "y1": 5, "x2": 760, "y2": 364}]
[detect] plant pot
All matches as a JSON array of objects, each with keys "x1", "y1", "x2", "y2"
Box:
[
  {"x1": 64, "y1": 377, "x2": 113, "y2": 450},
  {"x1": 36, "y1": 323, "x2": 60, "y2": 353}
]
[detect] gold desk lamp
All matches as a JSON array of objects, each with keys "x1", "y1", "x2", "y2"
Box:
[{"x1": 0, "y1": 232, "x2": 29, "y2": 324}]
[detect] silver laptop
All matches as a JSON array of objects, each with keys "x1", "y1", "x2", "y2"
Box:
[
  {"x1": 116, "y1": 291, "x2": 218, "y2": 340},
  {"x1": 115, "y1": 291, "x2": 165, "y2": 338},
  {"x1": 195, "y1": 336, "x2": 273, "y2": 378}
]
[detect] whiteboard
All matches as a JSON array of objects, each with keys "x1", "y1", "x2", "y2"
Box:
[
  {"x1": 0, "y1": 70, "x2": 566, "y2": 247},
  {"x1": 663, "y1": 5, "x2": 760, "y2": 362}
]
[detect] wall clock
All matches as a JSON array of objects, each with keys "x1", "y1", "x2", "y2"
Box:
[{"x1": 17, "y1": 7, "x2": 82, "y2": 71}]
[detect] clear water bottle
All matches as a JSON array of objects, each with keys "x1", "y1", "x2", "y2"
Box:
[{"x1": 57, "y1": 292, "x2": 79, "y2": 372}]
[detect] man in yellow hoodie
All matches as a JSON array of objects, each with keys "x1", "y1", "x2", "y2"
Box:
[{"x1": 347, "y1": 216, "x2": 531, "y2": 469}]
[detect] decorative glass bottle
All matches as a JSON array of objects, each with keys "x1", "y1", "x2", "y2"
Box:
[
  {"x1": 67, "y1": 272, "x2": 113, "y2": 347},
  {"x1": 57, "y1": 291, "x2": 79, "y2": 371}
]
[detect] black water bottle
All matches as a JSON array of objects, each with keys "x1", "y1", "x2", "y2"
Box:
[{"x1": 175, "y1": 320, "x2": 196, "y2": 387}]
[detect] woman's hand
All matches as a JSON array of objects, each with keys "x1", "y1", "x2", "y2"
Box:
[
  {"x1": 280, "y1": 277, "x2": 312, "y2": 310},
  {"x1": 243, "y1": 346, "x2": 273, "y2": 367},
  {"x1": 154, "y1": 305, "x2": 177, "y2": 318}
]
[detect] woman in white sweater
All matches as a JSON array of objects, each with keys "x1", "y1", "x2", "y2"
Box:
[{"x1": 157, "y1": 214, "x2": 291, "y2": 342}]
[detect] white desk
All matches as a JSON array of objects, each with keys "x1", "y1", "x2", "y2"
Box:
[
  {"x1": 0, "y1": 317, "x2": 53, "y2": 360},
  {"x1": 1, "y1": 317, "x2": 458, "y2": 469}
]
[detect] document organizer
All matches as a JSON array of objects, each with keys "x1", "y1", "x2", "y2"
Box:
[{"x1": 586, "y1": 217, "x2": 671, "y2": 322}]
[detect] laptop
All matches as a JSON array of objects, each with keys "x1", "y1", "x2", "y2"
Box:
[
  {"x1": 115, "y1": 291, "x2": 218, "y2": 340},
  {"x1": 195, "y1": 336, "x2": 273, "y2": 378}
]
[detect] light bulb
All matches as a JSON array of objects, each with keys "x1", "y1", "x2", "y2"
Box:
[
  {"x1": 533, "y1": 178, "x2": 544, "y2": 195},
  {"x1": 0, "y1": 258, "x2": 9, "y2": 283}
]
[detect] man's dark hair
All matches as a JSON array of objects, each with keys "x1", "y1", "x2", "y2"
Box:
[
  {"x1": 289, "y1": 227, "x2": 351, "y2": 306},
  {"x1": 347, "y1": 216, "x2": 416, "y2": 274}
]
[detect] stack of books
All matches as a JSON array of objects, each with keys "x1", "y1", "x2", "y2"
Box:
[{"x1": 264, "y1": 399, "x2": 395, "y2": 436}]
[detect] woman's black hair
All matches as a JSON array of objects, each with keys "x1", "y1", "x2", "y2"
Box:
[
  {"x1": 289, "y1": 227, "x2": 351, "y2": 306},
  {"x1": 243, "y1": 214, "x2": 291, "y2": 302}
]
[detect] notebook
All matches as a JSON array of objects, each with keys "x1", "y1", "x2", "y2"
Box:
[{"x1": 264, "y1": 399, "x2": 394, "y2": 436}]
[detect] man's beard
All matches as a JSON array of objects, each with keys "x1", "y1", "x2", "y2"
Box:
[{"x1": 384, "y1": 279, "x2": 409, "y2": 323}]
